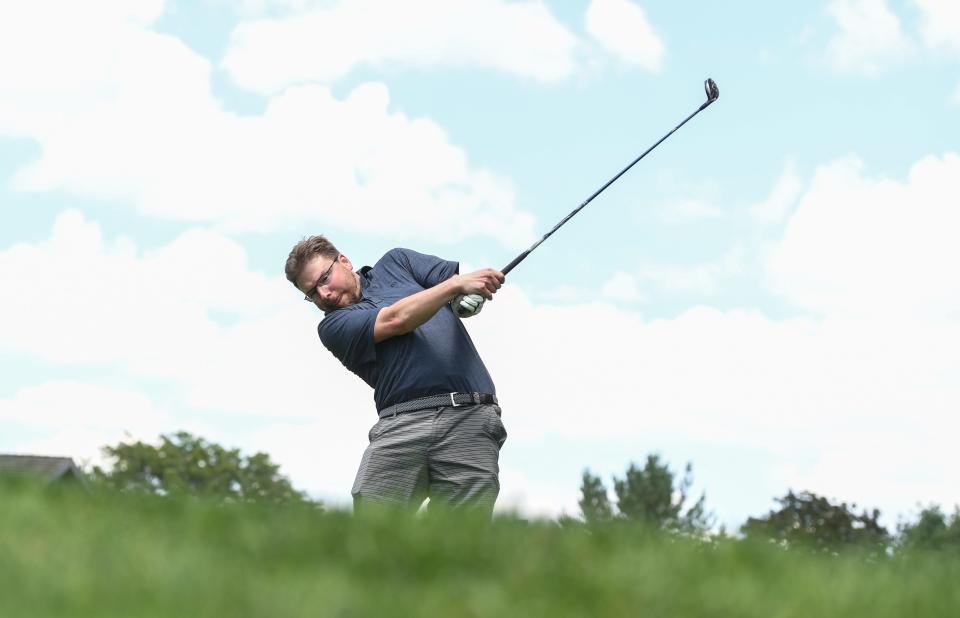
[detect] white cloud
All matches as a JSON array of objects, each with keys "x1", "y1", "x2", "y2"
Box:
[
  {"x1": 222, "y1": 0, "x2": 580, "y2": 93},
  {"x1": 0, "y1": 6, "x2": 536, "y2": 246},
  {"x1": 750, "y1": 160, "x2": 803, "y2": 223},
  {"x1": 660, "y1": 198, "x2": 725, "y2": 223},
  {"x1": 0, "y1": 210, "x2": 367, "y2": 420},
  {"x1": 585, "y1": 0, "x2": 665, "y2": 71},
  {"x1": 825, "y1": 0, "x2": 912, "y2": 73},
  {"x1": 601, "y1": 271, "x2": 645, "y2": 303},
  {"x1": 215, "y1": 0, "x2": 312, "y2": 18},
  {"x1": 0, "y1": 380, "x2": 168, "y2": 432},
  {"x1": 634, "y1": 247, "x2": 744, "y2": 295},
  {"x1": 0, "y1": 210, "x2": 280, "y2": 363},
  {"x1": 530, "y1": 283, "x2": 594, "y2": 305},
  {"x1": 469, "y1": 288, "x2": 960, "y2": 523},
  {"x1": 766, "y1": 153, "x2": 960, "y2": 317},
  {"x1": 915, "y1": 0, "x2": 960, "y2": 56},
  {"x1": 544, "y1": 248, "x2": 742, "y2": 304},
  {"x1": 0, "y1": 380, "x2": 172, "y2": 466}
]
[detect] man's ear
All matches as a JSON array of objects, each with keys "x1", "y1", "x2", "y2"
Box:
[{"x1": 340, "y1": 254, "x2": 353, "y2": 270}]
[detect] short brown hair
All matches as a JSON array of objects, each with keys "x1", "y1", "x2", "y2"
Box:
[{"x1": 285, "y1": 235, "x2": 339, "y2": 288}]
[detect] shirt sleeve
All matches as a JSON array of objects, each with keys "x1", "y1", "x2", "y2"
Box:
[
  {"x1": 391, "y1": 248, "x2": 458, "y2": 289},
  {"x1": 317, "y1": 304, "x2": 378, "y2": 368}
]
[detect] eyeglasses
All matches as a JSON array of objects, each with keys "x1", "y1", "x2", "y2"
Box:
[{"x1": 303, "y1": 254, "x2": 339, "y2": 302}]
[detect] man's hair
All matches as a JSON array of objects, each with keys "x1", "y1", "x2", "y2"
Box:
[{"x1": 285, "y1": 235, "x2": 339, "y2": 288}]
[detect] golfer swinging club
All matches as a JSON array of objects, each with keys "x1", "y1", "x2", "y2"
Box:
[
  {"x1": 286, "y1": 237, "x2": 507, "y2": 515},
  {"x1": 284, "y1": 81, "x2": 719, "y2": 515}
]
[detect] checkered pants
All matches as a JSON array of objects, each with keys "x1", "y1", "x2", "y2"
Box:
[{"x1": 352, "y1": 403, "x2": 507, "y2": 516}]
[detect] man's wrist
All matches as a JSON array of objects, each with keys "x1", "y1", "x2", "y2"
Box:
[{"x1": 445, "y1": 275, "x2": 464, "y2": 299}]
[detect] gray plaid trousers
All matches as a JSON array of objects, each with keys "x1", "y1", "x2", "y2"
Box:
[{"x1": 352, "y1": 403, "x2": 507, "y2": 515}]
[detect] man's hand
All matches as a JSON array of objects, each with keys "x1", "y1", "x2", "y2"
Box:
[{"x1": 450, "y1": 268, "x2": 504, "y2": 319}]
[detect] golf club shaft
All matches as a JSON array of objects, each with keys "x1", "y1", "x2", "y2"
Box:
[{"x1": 501, "y1": 79, "x2": 719, "y2": 276}]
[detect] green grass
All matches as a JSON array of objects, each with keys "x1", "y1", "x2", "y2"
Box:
[{"x1": 1, "y1": 482, "x2": 958, "y2": 617}]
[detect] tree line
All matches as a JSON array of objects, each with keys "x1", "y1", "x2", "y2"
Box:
[
  {"x1": 88, "y1": 431, "x2": 312, "y2": 506},
  {"x1": 86, "y1": 431, "x2": 960, "y2": 554},
  {"x1": 577, "y1": 454, "x2": 960, "y2": 555}
]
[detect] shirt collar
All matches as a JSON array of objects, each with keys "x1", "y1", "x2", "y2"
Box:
[{"x1": 358, "y1": 265, "x2": 373, "y2": 298}]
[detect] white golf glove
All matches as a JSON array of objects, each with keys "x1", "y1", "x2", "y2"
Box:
[{"x1": 452, "y1": 293, "x2": 484, "y2": 319}]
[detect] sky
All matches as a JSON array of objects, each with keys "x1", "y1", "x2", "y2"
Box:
[{"x1": 1, "y1": 0, "x2": 959, "y2": 530}]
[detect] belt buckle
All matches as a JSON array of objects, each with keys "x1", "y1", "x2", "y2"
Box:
[{"x1": 449, "y1": 392, "x2": 460, "y2": 407}]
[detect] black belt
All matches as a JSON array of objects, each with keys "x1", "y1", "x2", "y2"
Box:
[{"x1": 378, "y1": 392, "x2": 497, "y2": 418}]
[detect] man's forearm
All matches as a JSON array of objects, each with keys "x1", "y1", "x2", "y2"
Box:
[{"x1": 375, "y1": 277, "x2": 459, "y2": 341}]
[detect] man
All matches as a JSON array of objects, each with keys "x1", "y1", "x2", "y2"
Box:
[{"x1": 285, "y1": 236, "x2": 507, "y2": 515}]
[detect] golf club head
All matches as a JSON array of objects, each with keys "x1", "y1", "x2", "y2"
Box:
[{"x1": 704, "y1": 78, "x2": 719, "y2": 103}]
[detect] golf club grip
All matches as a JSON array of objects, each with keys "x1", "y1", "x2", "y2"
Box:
[{"x1": 501, "y1": 251, "x2": 530, "y2": 275}]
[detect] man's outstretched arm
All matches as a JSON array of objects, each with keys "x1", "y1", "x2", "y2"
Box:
[{"x1": 373, "y1": 268, "x2": 503, "y2": 343}]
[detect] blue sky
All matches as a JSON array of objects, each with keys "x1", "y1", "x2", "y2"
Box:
[{"x1": 2, "y1": 0, "x2": 959, "y2": 528}]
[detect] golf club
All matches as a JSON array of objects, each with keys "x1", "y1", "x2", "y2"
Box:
[
  {"x1": 455, "y1": 78, "x2": 719, "y2": 317},
  {"x1": 503, "y1": 78, "x2": 719, "y2": 276}
]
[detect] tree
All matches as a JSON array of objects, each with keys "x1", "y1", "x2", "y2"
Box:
[
  {"x1": 578, "y1": 470, "x2": 614, "y2": 524},
  {"x1": 741, "y1": 490, "x2": 888, "y2": 552},
  {"x1": 90, "y1": 431, "x2": 310, "y2": 505},
  {"x1": 578, "y1": 455, "x2": 713, "y2": 533},
  {"x1": 896, "y1": 505, "x2": 960, "y2": 553},
  {"x1": 613, "y1": 454, "x2": 712, "y2": 533}
]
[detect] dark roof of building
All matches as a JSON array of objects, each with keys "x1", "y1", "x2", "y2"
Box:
[{"x1": 0, "y1": 454, "x2": 87, "y2": 485}]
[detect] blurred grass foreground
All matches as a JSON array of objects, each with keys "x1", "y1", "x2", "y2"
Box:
[{"x1": 2, "y1": 481, "x2": 958, "y2": 618}]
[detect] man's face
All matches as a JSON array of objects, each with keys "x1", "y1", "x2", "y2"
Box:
[{"x1": 297, "y1": 254, "x2": 359, "y2": 313}]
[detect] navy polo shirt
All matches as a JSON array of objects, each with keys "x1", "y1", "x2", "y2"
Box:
[{"x1": 317, "y1": 248, "x2": 496, "y2": 412}]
